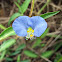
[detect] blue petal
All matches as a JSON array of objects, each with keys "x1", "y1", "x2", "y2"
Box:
[
  {"x1": 12, "y1": 16, "x2": 32, "y2": 37},
  {"x1": 30, "y1": 16, "x2": 47, "y2": 37}
]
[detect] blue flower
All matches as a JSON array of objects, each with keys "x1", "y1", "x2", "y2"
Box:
[{"x1": 12, "y1": 16, "x2": 47, "y2": 39}]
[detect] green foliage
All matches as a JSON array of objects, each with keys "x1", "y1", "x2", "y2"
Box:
[
  {"x1": 10, "y1": 43, "x2": 26, "y2": 56},
  {"x1": 0, "y1": 24, "x2": 6, "y2": 30},
  {"x1": 41, "y1": 44, "x2": 45, "y2": 47},
  {"x1": 21, "y1": 59, "x2": 30, "y2": 62},
  {"x1": 5, "y1": 57, "x2": 13, "y2": 61},
  {"x1": 54, "y1": 53, "x2": 62, "y2": 62},
  {"x1": 20, "y1": 0, "x2": 31, "y2": 14},
  {"x1": 8, "y1": 0, "x2": 31, "y2": 25},
  {"x1": 24, "y1": 50, "x2": 38, "y2": 58},
  {"x1": 17, "y1": 55, "x2": 21, "y2": 62},
  {"x1": 40, "y1": 28, "x2": 49, "y2": 39},
  {"x1": 0, "y1": 0, "x2": 60, "y2": 61},
  {"x1": 8, "y1": 13, "x2": 22, "y2": 25},
  {"x1": 14, "y1": 2, "x2": 22, "y2": 13},
  {"x1": 10, "y1": 51, "x2": 21, "y2": 56},
  {"x1": 54, "y1": 43, "x2": 62, "y2": 52},
  {"x1": 32, "y1": 39, "x2": 42, "y2": 48},
  {"x1": 0, "y1": 50, "x2": 6, "y2": 60},
  {"x1": 41, "y1": 51, "x2": 54, "y2": 58},
  {"x1": 16, "y1": 43, "x2": 26, "y2": 51},
  {"x1": 0, "y1": 27, "x2": 16, "y2": 40},
  {"x1": 0, "y1": 39, "x2": 16, "y2": 52},
  {"x1": 40, "y1": 11, "x2": 60, "y2": 19},
  {"x1": 38, "y1": 0, "x2": 51, "y2": 14},
  {"x1": 57, "y1": 57, "x2": 62, "y2": 62},
  {"x1": 17, "y1": 0, "x2": 21, "y2": 3},
  {"x1": 15, "y1": 0, "x2": 31, "y2": 14}
]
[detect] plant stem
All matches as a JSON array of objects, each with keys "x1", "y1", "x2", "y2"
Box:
[
  {"x1": 29, "y1": 0, "x2": 35, "y2": 17},
  {"x1": 37, "y1": 0, "x2": 51, "y2": 15}
]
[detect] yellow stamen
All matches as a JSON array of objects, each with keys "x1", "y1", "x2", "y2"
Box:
[
  {"x1": 27, "y1": 31, "x2": 30, "y2": 32},
  {"x1": 32, "y1": 30, "x2": 34, "y2": 32},
  {"x1": 30, "y1": 34, "x2": 33, "y2": 37},
  {"x1": 29, "y1": 29, "x2": 32, "y2": 31}
]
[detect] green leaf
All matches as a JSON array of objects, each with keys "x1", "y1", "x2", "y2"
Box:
[
  {"x1": 41, "y1": 51, "x2": 54, "y2": 58},
  {"x1": 57, "y1": 57, "x2": 62, "y2": 62},
  {"x1": 20, "y1": 0, "x2": 31, "y2": 13},
  {"x1": 0, "y1": 50, "x2": 6, "y2": 60},
  {"x1": 0, "y1": 24, "x2": 6, "y2": 30},
  {"x1": 32, "y1": 39, "x2": 42, "y2": 48},
  {"x1": 0, "y1": 39, "x2": 16, "y2": 52},
  {"x1": 54, "y1": 53, "x2": 62, "y2": 62},
  {"x1": 41, "y1": 44, "x2": 45, "y2": 47},
  {"x1": 0, "y1": 27, "x2": 16, "y2": 40},
  {"x1": 10, "y1": 44, "x2": 26, "y2": 56},
  {"x1": 10, "y1": 51, "x2": 20, "y2": 56},
  {"x1": 16, "y1": 44, "x2": 26, "y2": 51},
  {"x1": 21, "y1": 59, "x2": 30, "y2": 62},
  {"x1": 8, "y1": 13, "x2": 22, "y2": 25},
  {"x1": 17, "y1": 0, "x2": 21, "y2": 3},
  {"x1": 54, "y1": 43, "x2": 62, "y2": 52},
  {"x1": 17, "y1": 55, "x2": 21, "y2": 62},
  {"x1": 40, "y1": 28, "x2": 49, "y2": 39},
  {"x1": 5, "y1": 57, "x2": 13, "y2": 61},
  {"x1": 14, "y1": 2, "x2": 22, "y2": 13},
  {"x1": 24, "y1": 50, "x2": 38, "y2": 58},
  {"x1": 40, "y1": 11, "x2": 60, "y2": 19}
]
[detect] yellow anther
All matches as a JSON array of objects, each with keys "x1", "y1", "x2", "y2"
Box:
[
  {"x1": 27, "y1": 31, "x2": 30, "y2": 32},
  {"x1": 29, "y1": 29, "x2": 32, "y2": 31},
  {"x1": 30, "y1": 34, "x2": 33, "y2": 37},
  {"x1": 32, "y1": 30, "x2": 34, "y2": 32}
]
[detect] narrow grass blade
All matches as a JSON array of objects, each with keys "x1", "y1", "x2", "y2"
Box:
[{"x1": 40, "y1": 11, "x2": 60, "y2": 19}]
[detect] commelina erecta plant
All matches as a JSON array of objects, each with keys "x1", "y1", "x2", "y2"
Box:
[{"x1": 12, "y1": 16, "x2": 47, "y2": 40}]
